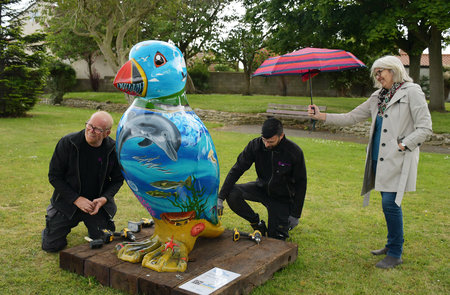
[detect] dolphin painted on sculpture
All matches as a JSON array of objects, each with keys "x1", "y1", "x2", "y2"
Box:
[{"x1": 117, "y1": 112, "x2": 181, "y2": 166}]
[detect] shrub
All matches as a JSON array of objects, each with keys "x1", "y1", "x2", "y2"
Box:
[
  {"x1": 213, "y1": 64, "x2": 234, "y2": 72},
  {"x1": 188, "y1": 62, "x2": 210, "y2": 92},
  {"x1": 0, "y1": 65, "x2": 46, "y2": 117},
  {"x1": 419, "y1": 75, "x2": 430, "y2": 99},
  {"x1": 47, "y1": 60, "x2": 77, "y2": 104},
  {"x1": 0, "y1": 2, "x2": 47, "y2": 117}
]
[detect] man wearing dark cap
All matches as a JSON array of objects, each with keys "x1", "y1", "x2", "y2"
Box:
[{"x1": 218, "y1": 118, "x2": 307, "y2": 240}]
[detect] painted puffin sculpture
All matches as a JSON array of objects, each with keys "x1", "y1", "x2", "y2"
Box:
[{"x1": 113, "y1": 40, "x2": 224, "y2": 272}]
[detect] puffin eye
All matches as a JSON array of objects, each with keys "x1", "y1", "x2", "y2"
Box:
[{"x1": 154, "y1": 52, "x2": 167, "y2": 67}]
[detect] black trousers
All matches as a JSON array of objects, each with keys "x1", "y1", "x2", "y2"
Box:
[
  {"x1": 226, "y1": 181, "x2": 291, "y2": 240},
  {"x1": 41, "y1": 204, "x2": 115, "y2": 252}
]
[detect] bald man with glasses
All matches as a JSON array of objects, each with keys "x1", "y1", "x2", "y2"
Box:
[{"x1": 42, "y1": 111, "x2": 124, "y2": 252}]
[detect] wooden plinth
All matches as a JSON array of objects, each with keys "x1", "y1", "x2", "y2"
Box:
[{"x1": 60, "y1": 227, "x2": 298, "y2": 295}]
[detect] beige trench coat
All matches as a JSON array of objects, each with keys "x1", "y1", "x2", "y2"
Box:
[{"x1": 325, "y1": 82, "x2": 432, "y2": 206}]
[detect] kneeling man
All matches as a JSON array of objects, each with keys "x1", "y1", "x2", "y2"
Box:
[{"x1": 218, "y1": 118, "x2": 307, "y2": 240}]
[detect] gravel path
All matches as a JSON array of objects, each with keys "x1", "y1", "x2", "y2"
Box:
[{"x1": 216, "y1": 125, "x2": 450, "y2": 154}]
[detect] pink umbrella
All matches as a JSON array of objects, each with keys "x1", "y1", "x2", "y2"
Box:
[{"x1": 253, "y1": 47, "x2": 366, "y2": 104}]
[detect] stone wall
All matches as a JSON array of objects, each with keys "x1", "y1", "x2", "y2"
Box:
[
  {"x1": 72, "y1": 76, "x2": 118, "y2": 92},
  {"x1": 205, "y1": 72, "x2": 373, "y2": 97},
  {"x1": 72, "y1": 72, "x2": 373, "y2": 97},
  {"x1": 208, "y1": 72, "x2": 335, "y2": 96}
]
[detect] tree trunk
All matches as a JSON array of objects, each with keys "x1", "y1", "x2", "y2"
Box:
[
  {"x1": 186, "y1": 73, "x2": 196, "y2": 94},
  {"x1": 125, "y1": 94, "x2": 134, "y2": 105},
  {"x1": 408, "y1": 53, "x2": 421, "y2": 83},
  {"x1": 243, "y1": 71, "x2": 251, "y2": 96},
  {"x1": 428, "y1": 25, "x2": 445, "y2": 111},
  {"x1": 88, "y1": 58, "x2": 93, "y2": 89},
  {"x1": 279, "y1": 76, "x2": 287, "y2": 96}
]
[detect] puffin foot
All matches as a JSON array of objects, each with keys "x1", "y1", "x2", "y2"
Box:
[
  {"x1": 116, "y1": 238, "x2": 162, "y2": 263},
  {"x1": 141, "y1": 236, "x2": 188, "y2": 272}
]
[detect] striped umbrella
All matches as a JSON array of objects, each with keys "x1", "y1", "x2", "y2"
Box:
[{"x1": 253, "y1": 47, "x2": 366, "y2": 104}]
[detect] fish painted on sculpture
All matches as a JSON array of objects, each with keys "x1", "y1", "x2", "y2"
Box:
[{"x1": 113, "y1": 40, "x2": 223, "y2": 272}]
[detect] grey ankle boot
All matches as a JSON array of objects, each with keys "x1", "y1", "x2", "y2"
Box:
[
  {"x1": 371, "y1": 247, "x2": 388, "y2": 255},
  {"x1": 375, "y1": 255, "x2": 403, "y2": 269}
]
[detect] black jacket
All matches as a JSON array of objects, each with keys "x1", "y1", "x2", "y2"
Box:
[
  {"x1": 48, "y1": 130, "x2": 124, "y2": 219},
  {"x1": 219, "y1": 136, "x2": 307, "y2": 218}
]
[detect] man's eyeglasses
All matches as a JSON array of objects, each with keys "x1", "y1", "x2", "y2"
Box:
[
  {"x1": 85, "y1": 122, "x2": 109, "y2": 134},
  {"x1": 374, "y1": 69, "x2": 386, "y2": 77}
]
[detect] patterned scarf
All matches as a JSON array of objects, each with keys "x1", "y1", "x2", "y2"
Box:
[{"x1": 377, "y1": 82, "x2": 404, "y2": 116}]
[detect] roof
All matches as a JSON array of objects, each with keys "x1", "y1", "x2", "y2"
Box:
[{"x1": 397, "y1": 49, "x2": 450, "y2": 67}]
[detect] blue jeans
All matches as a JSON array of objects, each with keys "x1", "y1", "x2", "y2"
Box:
[
  {"x1": 372, "y1": 160, "x2": 404, "y2": 258},
  {"x1": 381, "y1": 192, "x2": 404, "y2": 258}
]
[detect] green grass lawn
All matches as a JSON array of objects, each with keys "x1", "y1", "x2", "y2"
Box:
[
  {"x1": 0, "y1": 105, "x2": 448, "y2": 294},
  {"x1": 62, "y1": 92, "x2": 450, "y2": 134}
]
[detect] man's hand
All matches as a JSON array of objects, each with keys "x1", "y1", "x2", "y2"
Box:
[
  {"x1": 217, "y1": 198, "x2": 224, "y2": 216},
  {"x1": 288, "y1": 216, "x2": 299, "y2": 230},
  {"x1": 74, "y1": 196, "x2": 94, "y2": 214},
  {"x1": 90, "y1": 197, "x2": 107, "y2": 215}
]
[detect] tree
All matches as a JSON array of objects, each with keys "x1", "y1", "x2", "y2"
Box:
[
  {"x1": 40, "y1": 0, "x2": 170, "y2": 102},
  {"x1": 416, "y1": 0, "x2": 450, "y2": 111},
  {"x1": 260, "y1": 0, "x2": 450, "y2": 108},
  {"x1": 41, "y1": 0, "x2": 171, "y2": 72},
  {"x1": 218, "y1": 1, "x2": 270, "y2": 95},
  {"x1": 153, "y1": 0, "x2": 232, "y2": 61},
  {"x1": 259, "y1": 0, "x2": 380, "y2": 96},
  {"x1": 0, "y1": 0, "x2": 47, "y2": 117},
  {"x1": 144, "y1": 0, "x2": 232, "y2": 93},
  {"x1": 40, "y1": 0, "x2": 237, "y2": 95},
  {"x1": 359, "y1": 0, "x2": 450, "y2": 111},
  {"x1": 44, "y1": 21, "x2": 100, "y2": 91}
]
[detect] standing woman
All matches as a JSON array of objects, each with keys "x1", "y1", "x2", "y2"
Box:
[{"x1": 308, "y1": 55, "x2": 432, "y2": 269}]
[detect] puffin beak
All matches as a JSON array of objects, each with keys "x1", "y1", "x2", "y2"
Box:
[{"x1": 113, "y1": 58, "x2": 148, "y2": 97}]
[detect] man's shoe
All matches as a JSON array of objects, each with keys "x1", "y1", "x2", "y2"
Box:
[
  {"x1": 251, "y1": 220, "x2": 267, "y2": 237},
  {"x1": 375, "y1": 255, "x2": 403, "y2": 269},
  {"x1": 371, "y1": 247, "x2": 388, "y2": 256}
]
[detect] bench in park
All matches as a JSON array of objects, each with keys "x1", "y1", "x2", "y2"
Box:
[{"x1": 259, "y1": 103, "x2": 327, "y2": 121}]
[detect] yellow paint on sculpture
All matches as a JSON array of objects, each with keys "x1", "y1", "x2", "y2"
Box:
[{"x1": 117, "y1": 215, "x2": 224, "y2": 272}]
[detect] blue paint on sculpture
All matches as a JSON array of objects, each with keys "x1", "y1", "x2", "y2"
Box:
[{"x1": 113, "y1": 41, "x2": 223, "y2": 272}]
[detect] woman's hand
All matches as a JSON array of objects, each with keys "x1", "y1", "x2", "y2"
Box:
[{"x1": 308, "y1": 104, "x2": 326, "y2": 121}]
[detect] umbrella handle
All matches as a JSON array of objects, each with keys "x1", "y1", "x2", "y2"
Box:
[{"x1": 309, "y1": 70, "x2": 313, "y2": 105}]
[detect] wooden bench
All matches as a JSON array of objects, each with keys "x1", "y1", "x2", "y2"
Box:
[{"x1": 259, "y1": 103, "x2": 327, "y2": 121}]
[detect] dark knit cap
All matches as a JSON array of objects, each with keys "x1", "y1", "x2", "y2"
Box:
[{"x1": 261, "y1": 117, "x2": 283, "y2": 138}]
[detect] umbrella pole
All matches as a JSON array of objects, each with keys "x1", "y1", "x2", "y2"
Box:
[
  {"x1": 309, "y1": 70, "x2": 313, "y2": 105},
  {"x1": 308, "y1": 70, "x2": 316, "y2": 132}
]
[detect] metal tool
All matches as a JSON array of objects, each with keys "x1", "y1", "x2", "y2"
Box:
[
  {"x1": 127, "y1": 218, "x2": 155, "y2": 233},
  {"x1": 233, "y1": 228, "x2": 262, "y2": 244},
  {"x1": 84, "y1": 236, "x2": 103, "y2": 249}
]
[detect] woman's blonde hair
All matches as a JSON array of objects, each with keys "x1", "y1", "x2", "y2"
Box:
[{"x1": 370, "y1": 55, "x2": 413, "y2": 88}]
